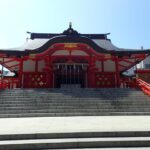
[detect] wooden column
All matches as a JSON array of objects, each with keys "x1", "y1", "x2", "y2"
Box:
[
  {"x1": 45, "y1": 55, "x2": 53, "y2": 88},
  {"x1": 88, "y1": 55, "x2": 96, "y2": 88},
  {"x1": 1, "y1": 57, "x2": 4, "y2": 88},
  {"x1": 18, "y1": 58, "x2": 23, "y2": 88},
  {"x1": 49, "y1": 55, "x2": 53, "y2": 88},
  {"x1": 1, "y1": 57, "x2": 4, "y2": 79},
  {"x1": 101, "y1": 61, "x2": 104, "y2": 72},
  {"x1": 115, "y1": 56, "x2": 120, "y2": 87},
  {"x1": 35, "y1": 60, "x2": 38, "y2": 72}
]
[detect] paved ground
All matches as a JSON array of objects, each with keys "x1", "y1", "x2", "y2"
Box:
[
  {"x1": 53, "y1": 148, "x2": 150, "y2": 150},
  {"x1": 55, "y1": 147, "x2": 150, "y2": 150},
  {"x1": 2, "y1": 137, "x2": 150, "y2": 144},
  {"x1": 0, "y1": 116, "x2": 150, "y2": 135}
]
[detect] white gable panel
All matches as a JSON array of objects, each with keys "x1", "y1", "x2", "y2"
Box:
[
  {"x1": 38, "y1": 60, "x2": 45, "y2": 72},
  {"x1": 71, "y1": 50, "x2": 88, "y2": 56},
  {"x1": 52, "y1": 50, "x2": 69, "y2": 56},
  {"x1": 95, "y1": 61, "x2": 102, "y2": 71},
  {"x1": 23, "y1": 60, "x2": 35, "y2": 72},
  {"x1": 104, "y1": 60, "x2": 115, "y2": 72}
]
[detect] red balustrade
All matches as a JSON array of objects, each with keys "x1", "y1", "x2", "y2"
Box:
[
  {"x1": 120, "y1": 77, "x2": 136, "y2": 88},
  {"x1": 0, "y1": 78, "x2": 19, "y2": 89},
  {"x1": 0, "y1": 80, "x2": 7, "y2": 89},
  {"x1": 136, "y1": 78, "x2": 150, "y2": 96}
]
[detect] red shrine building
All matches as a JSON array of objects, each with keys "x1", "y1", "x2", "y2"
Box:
[{"x1": 0, "y1": 26, "x2": 150, "y2": 89}]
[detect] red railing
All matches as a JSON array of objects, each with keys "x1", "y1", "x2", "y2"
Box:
[
  {"x1": 0, "y1": 78, "x2": 19, "y2": 89},
  {"x1": 136, "y1": 78, "x2": 150, "y2": 96},
  {"x1": 0, "y1": 80, "x2": 8, "y2": 89},
  {"x1": 120, "y1": 77, "x2": 136, "y2": 88}
]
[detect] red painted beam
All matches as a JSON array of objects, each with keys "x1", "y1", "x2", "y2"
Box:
[
  {"x1": 7, "y1": 63, "x2": 20, "y2": 69},
  {"x1": 136, "y1": 69, "x2": 150, "y2": 73},
  {"x1": 118, "y1": 63, "x2": 128, "y2": 68},
  {"x1": 3, "y1": 58, "x2": 19, "y2": 64},
  {"x1": 122, "y1": 59, "x2": 134, "y2": 64}
]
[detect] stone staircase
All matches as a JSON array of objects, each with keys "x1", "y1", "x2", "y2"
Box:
[
  {"x1": 0, "y1": 131, "x2": 150, "y2": 149},
  {"x1": 0, "y1": 88, "x2": 149, "y2": 117},
  {"x1": 0, "y1": 88, "x2": 150, "y2": 149}
]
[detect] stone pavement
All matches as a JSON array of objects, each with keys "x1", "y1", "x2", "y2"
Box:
[
  {"x1": 54, "y1": 148, "x2": 150, "y2": 150},
  {"x1": 0, "y1": 116, "x2": 150, "y2": 149},
  {"x1": 0, "y1": 116, "x2": 150, "y2": 135}
]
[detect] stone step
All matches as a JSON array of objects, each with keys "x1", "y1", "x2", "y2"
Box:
[
  {"x1": 0, "y1": 103, "x2": 150, "y2": 108},
  {"x1": 0, "y1": 95, "x2": 146, "y2": 97},
  {"x1": 1, "y1": 106, "x2": 150, "y2": 110},
  {"x1": 2, "y1": 99, "x2": 150, "y2": 101},
  {"x1": 0, "y1": 97, "x2": 148, "y2": 100},
  {"x1": 1, "y1": 131, "x2": 150, "y2": 141},
  {"x1": 13, "y1": 94, "x2": 146, "y2": 96},
  {"x1": 1, "y1": 102, "x2": 150, "y2": 106},
  {"x1": 0, "y1": 88, "x2": 149, "y2": 117},
  {"x1": 2, "y1": 99, "x2": 148, "y2": 102},
  {"x1": 2, "y1": 105, "x2": 150, "y2": 109},
  {"x1": 1, "y1": 108, "x2": 150, "y2": 112},
  {"x1": 0, "y1": 88, "x2": 140, "y2": 91},
  {"x1": 0, "y1": 137, "x2": 150, "y2": 149},
  {"x1": 0, "y1": 100, "x2": 149, "y2": 103},
  {"x1": 1, "y1": 109, "x2": 150, "y2": 114},
  {"x1": 0, "y1": 112, "x2": 150, "y2": 118},
  {"x1": 0, "y1": 92, "x2": 142, "y2": 95},
  {"x1": 46, "y1": 148, "x2": 150, "y2": 150},
  {"x1": 0, "y1": 99, "x2": 149, "y2": 102},
  {"x1": 0, "y1": 96, "x2": 147, "y2": 100},
  {"x1": 0, "y1": 92, "x2": 144, "y2": 94},
  {"x1": 1, "y1": 107, "x2": 150, "y2": 112},
  {"x1": 0, "y1": 90, "x2": 142, "y2": 92}
]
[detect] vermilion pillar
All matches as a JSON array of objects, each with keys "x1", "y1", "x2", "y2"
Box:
[
  {"x1": 47, "y1": 55, "x2": 53, "y2": 88},
  {"x1": 18, "y1": 58, "x2": 23, "y2": 88},
  {"x1": 88, "y1": 55, "x2": 96, "y2": 88},
  {"x1": 115, "y1": 56, "x2": 120, "y2": 87},
  {"x1": 101, "y1": 60, "x2": 104, "y2": 73}
]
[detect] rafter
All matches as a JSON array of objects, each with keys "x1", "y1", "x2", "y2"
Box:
[
  {"x1": 122, "y1": 59, "x2": 134, "y2": 64},
  {"x1": 4, "y1": 58, "x2": 18, "y2": 64},
  {"x1": 7, "y1": 63, "x2": 20, "y2": 69},
  {"x1": 118, "y1": 63, "x2": 128, "y2": 68}
]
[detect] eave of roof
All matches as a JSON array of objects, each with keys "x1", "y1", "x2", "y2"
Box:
[{"x1": 0, "y1": 34, "x2": 150, "y2": 56}]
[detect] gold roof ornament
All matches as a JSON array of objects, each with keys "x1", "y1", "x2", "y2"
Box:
[{"x1": 64, "y1": 43, "x2": 77, "y2": 48}]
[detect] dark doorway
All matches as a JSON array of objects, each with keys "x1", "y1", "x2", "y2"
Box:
[{"x1": 54, "y1": 64, "x2": 87, "y2": 88}]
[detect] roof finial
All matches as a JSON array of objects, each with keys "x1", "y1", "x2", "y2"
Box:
[{"x1": 69, "y1": 22, "x2": 72, "y2": 29}]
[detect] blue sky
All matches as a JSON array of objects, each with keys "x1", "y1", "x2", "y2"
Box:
[{"x1": 0, "y1": 0, "x2": 150, "y2": 49}]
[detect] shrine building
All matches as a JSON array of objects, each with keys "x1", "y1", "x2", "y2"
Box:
[{"x1": 0, "y1": 25, "x2": 150, "y2": 89}]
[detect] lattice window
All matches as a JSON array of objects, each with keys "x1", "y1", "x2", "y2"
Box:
[
  {"x1": 95, "y1": 73, "x2": 116, "y2": 88},
  {"x1": 23, "y1": 73, "x2": 49, "y2": 88}
]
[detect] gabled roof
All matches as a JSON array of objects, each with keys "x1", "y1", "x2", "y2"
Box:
[{"x1": 0, "y1": 26, "x2": 150, "y2": 56}]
